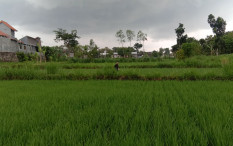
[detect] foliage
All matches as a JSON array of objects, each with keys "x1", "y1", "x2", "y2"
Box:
[
  {"x1": 16, "y1": 52, "x2": 28, "y2": 62},
  {"x1": 54, "y1": 29, "x2": 80, "y2": 48},
  {"x1": 171, "y1": 44, "x2": 179, "y2": 53},
  {"x1": 152, "y1": 50, "x2": 159, "y2": 57},
  {"x1": 181, "y1": 42, "x2": 202, "y2": 58},
  {"x1": 207, "y1": 14, "x2": 227, "y2": 54},
  {"x1": 115, "y1": 30, "x2": 126, "y2": 47},
  {"x1": 113, "y1": 47, "x2": 135, "y2": 57},
  {"x1": 158, "y1": 48, "x2": 164, "y2": 57},
  {"x1": 176, "y1": 49, "x2": 185, "y2": 60},
  {"x1": 137, "y1": 30, "x2": 147, "y2": 51},
  {"x1": 164, "y1": 48, "x2": 170, "y2": 58},
  {"x1": 133, "y1": 43, "x2": 143, "y2": 53},
  {"x1": 88, "y1": 45, "x2": 99, "y2": 59},
  {"x1": 175, "y1": 23, "x2": 187, "y2": 48},
  {"x1": 126, "y1": 30, "x2": 135, "y2": 47},
  {"x1": 208, "y1": 14, "x2": 227, "y2": 37},
  {"x1": 222, "y1": 31, "x2": 233, "y2": 54}
]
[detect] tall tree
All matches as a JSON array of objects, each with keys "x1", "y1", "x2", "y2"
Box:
[
  {"x1": 54, "y1": 28, "x2": 80, "y2": 55},
  {"x1": 222, "y1": 31, "x2": 233, "y2": 54},
  {"x1": 208, "y1": 14, "x2": 227, "y2": 55},
  {"x1": 115, "y1": 30, "x2": 126, "y2": 47},
  {"x1": 137, "y1": 31, "x2": 147, "y2": 52},
  {"x1": 126, "y1": 30, "x2": 135, "y2": 47},
  {"x1": 158, "y1": 48, "x2": 164, "y2": 57},
  {"x1": 133, "y1": 43, "x2": 143, "y2": 53},
  {"x1": 89, "y1": 39, "x2": 95, "y2": 49},
  {"x1": 164, "y1": 48, "x2": 170, "y2": 58},
  {"x1": 54, "y1": 28, "x2": 80, "y2": 48},
  {"x1": 175, "y1": 23, "x2": 187, "y2": 48}
]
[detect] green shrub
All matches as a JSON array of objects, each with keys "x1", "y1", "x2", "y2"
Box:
[
  {"x1": 176, "y1": 49, "x2": 185, "y2": 60},
  {"x1": 16, "y1": 52, "x2": 28, "y2": 62},
  {"x1": 181, "y1": 42, "x2": 202, "y2": 57}
]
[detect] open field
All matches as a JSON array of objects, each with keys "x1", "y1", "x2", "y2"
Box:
[{"x1": 0, "y1": 80, "x2": 232, "y2": 145}]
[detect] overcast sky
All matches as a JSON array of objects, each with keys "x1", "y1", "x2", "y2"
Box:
[{"x1": 1, "y1": 0, "x2": 233, "y2": 51}]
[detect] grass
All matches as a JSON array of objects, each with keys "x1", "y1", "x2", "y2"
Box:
[
  {"x1": 1, "y1": 54, "x2": 232, "y2": 80},
  {"x1": 0, "y1": 66, "x2": 227, "y2": 80},
  {"x1": 0, "y1": 80, "x2": 232, "y2": 145},
  {"x1": 0, "y1": 55, "x2": 232, "y2": 145},
  {"x1": 0, "y1": 54, "x2": 226, "y2": 69}
]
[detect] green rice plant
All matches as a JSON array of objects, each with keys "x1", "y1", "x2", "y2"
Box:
[
  {"x1": 222, "y1": 63, "x2": 233, "y2": 78},
  {"x1": 0, "y1": 68, "x2": 40, "y2": 80},
  {"x1": 156, "y1": 62, "x2": 173, "y2": 68},
  {"x1": 95, "y1": 67, "x2": 118, "y2": 79},
  {"x1": 0, "y1": 81, "x2": 232, "y2": 145},
  {"x1": 46, "y1": 63, "x2": 59, "y2": 74},
  {"x1": 183, "y1": 71, "x2": 199, "y2": 80},
  {"x1": 202, "y1": 72, "x2": 219, "y2": 80},
  {"x1": 120, "y1": 70, "x2": 140, "y2": 80}
]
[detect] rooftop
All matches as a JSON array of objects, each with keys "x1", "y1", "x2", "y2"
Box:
[
  {"x1": 0, "y1": 30, "x2": 10, "y2": 38},
  {"x1": 0, "y1": 20, "x2": 17, "y2": 31}
]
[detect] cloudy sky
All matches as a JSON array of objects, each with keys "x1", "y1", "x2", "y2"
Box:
[{"x1": 1, "y1": 0, "x2": 233, "y2": 51}]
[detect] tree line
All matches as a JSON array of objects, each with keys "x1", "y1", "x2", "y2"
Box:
[
  {"x1": 24, "y1": 13, "x2": 233, "y2": 62},
  {"x1": 172, "y1": 14, "x2": 233, "y2": 60}
]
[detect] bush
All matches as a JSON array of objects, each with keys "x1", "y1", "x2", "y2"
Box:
[
  {"x1": 16, "y1": 52, "x2": 28, "y2": 62},
  {"x1": 181, "y1": 42, "x2": 202, "y2": 58},
  {"x1": 176, "y1": 49, "x2": 185, "y2": 60}
]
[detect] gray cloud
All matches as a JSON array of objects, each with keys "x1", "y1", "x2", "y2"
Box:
[{"x1": 1, "y1": 0, "x2": 233, "y2": 48}]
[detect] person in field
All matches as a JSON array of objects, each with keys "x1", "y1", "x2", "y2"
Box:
[{"x1": 114, "y1": 62, "x2": 119, "y2": 71}]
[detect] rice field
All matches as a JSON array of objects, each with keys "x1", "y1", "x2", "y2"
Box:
[
  {"x1": 0, "y1": 62, "x2": 229, "y2": 80},
  {"x1": 0, "y1": 80, "x2": 232, "y2": 145}
]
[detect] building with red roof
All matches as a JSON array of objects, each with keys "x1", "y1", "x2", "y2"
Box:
[
  {"x1": 0, "y1": 20, "x2": 42, "y2": 61},
  {"x1": 0, "y1": 20, "x2": 17, "y2": 38}
]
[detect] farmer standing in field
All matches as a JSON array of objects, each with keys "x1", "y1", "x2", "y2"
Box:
[{"x1": 114, "y1": 62, "x2": 119, "y2": 71}]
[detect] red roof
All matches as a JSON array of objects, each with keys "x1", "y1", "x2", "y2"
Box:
[
  {"x1": 0, "y1": 20, "x2": 17, "y2": 31},
  {"x1": 0, "y1": 30, "x2": 10, "y2": 38}
]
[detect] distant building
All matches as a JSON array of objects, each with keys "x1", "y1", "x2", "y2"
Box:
[
  {"x1": 19, "y1": 36, "x2": 41, "y2": 53},
  {"x1": 113, "y1": 52, "x2": 120, "y2": 58},
  {"x1": 131, "y1": 52, "x2": 138, "y2": 58},
  {"x1": 100, "y1": 50, "x2": 108, "y2": 57},
  {"x1": 0, "y1": 20, "x2": 41, "y2": 61}
]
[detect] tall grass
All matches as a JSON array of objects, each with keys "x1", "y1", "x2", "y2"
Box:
[
  {"x1": 0, "y1": 80, "x2": 232, "y2": 145},
  {"x1": 46, "y1": 63, "x2": 59, "y2": 74},
  {"x1": 0, "y1": 54, "x2": 232, "y2": 80},
  {"x1": 0, "y1": 67, "x2": 228, "y2": 80}
]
